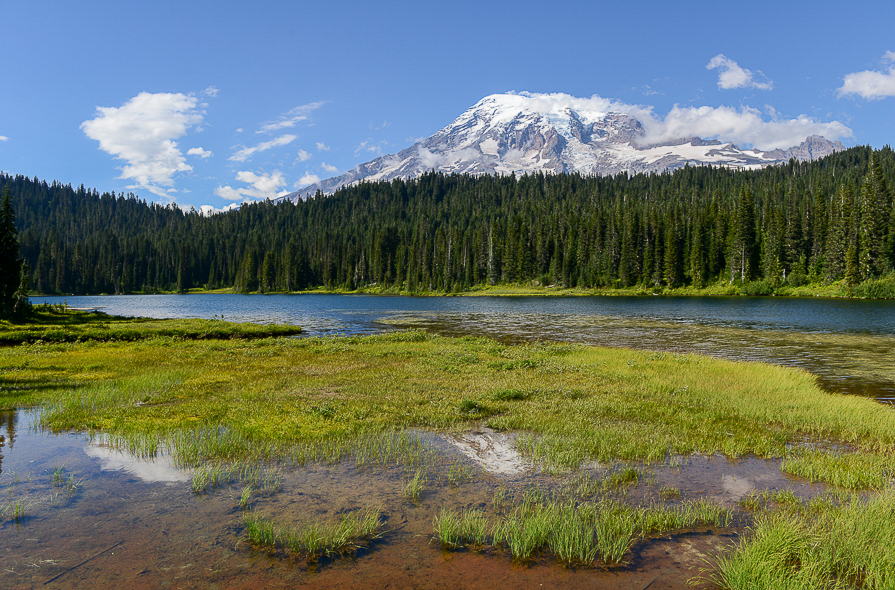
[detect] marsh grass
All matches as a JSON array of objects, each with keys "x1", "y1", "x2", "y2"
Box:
[
  {"x1": 403, "y1": 468, "x2": 426, "y2": 503},
  {"x1": 9, "y1": 331, "x2": 895, "y2": 487},
  {"x1": 781, "y1": 449, "x2": 895, "y2": 490},
  {"x1": 561, "y1": 466, "x2": 641, "y2": 499},
  {"x1": 0, "y1": 498, "x2": 30, "y2": 523},
  {"x1": 243, "y1": 505, "x2": 384, "y2": 560},
  {"x1": 434, "y1": 494, "x2": 731, "y2": 566},
  {"x1": 0, "y1": 309, "x2": 302, "y2": 345},
  {"x1": 191, "y1": 461, "x2": 282, "y2": 495},
  {"x1": 447, "y1": 458, "x2": 477, "y2": 488},
  {"x1": 711, "y1": 491, "x2": 895, "y2": 590}
]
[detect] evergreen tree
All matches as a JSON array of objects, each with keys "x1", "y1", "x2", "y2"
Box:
[
  {"x1": 0, "y1": 189, "x2": 22, "y2": 317},
  {"x1": 733, "y1": 187, "x2": 758, "y2": 282}
]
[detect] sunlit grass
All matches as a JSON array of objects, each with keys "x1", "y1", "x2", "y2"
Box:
[
  {"x1": 243, "y1": 505, "x2": 384, "y2": 560},
  {"x1": 781, "y1": 449, "x2": 895, "y2": 490},
  {"x1": 0, "y1": 308, "x2": 302, "y2": 345},
  {"x1": 434, "y1": 494, "x2": 732, "y2": 565},
  {"x1": 711, "y1": 491, "x2": 895, "y2": 590},
  {"x1": 3, "y1": 331, "x2": 895, "y2": 488}
]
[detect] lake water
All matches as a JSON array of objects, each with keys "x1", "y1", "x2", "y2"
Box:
[{"x1": 32, "y1": 293, "x2": 895, "y2": 404}]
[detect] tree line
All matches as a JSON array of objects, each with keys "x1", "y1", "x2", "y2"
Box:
[{"x1": 2, "y1": 145, "x2": 893, "y2": 297}]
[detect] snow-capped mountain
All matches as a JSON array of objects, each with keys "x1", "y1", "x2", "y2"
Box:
[{"x1": 284, "y1": 93, "x2": 845, "y2": 200}]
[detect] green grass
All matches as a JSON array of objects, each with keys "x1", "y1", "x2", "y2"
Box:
[
  {"x1": 243, "y1": 505, "x2": 384, "y2": 560},
  {"x1": 434, "y1": 496, "x2": 732, "y2": 565},
  {"x1": 712, "y1": 491, "x2": 895, "y2": 590},
  {"x1": 0, "y1": 306, "x2": 301, "y2": 345},
  {"x1": 403, "y1": 468, "x2": 426, "y2": 503},
  {"x1": 4, "y1": 331, "x2": 895, "y2": 486},
  {"x1": 781, "y1": 449, "x2": 895, "y2": 490},
  {"x1": 289, "y1": 275, "x2": 894, "y2": 300}
]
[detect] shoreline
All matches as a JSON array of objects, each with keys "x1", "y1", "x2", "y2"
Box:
[{"x1": 24, "y1": 278, "x2": 888, "y2": 300}]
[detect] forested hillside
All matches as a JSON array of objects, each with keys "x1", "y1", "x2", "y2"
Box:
[{"x1": 3, "y1": 145, "x2": 894, "y2": 296}]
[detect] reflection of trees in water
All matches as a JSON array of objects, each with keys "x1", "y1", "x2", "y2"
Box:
[{"x1": 0, "y1": 410, "x2": 17, "y2": 476}]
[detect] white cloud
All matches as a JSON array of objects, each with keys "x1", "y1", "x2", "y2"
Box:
[
  {"x1": 297, "y1": 173, "x2": 321, "y2": 187},
  {"x1": 706, "y1": 54, "x2": 773, "y2": 90},
  {"x1": 198, "y1": 202, "x2": 241, "y2": 216},
  {"x1": 506, "y1": 91, "x2": 851, "y2": 152},
  {"x1": 321, "y1": 162, "x2": 339, "y2": 174},
  {"x1": 0, "y1": 135, "x2": 8, "y2": 141},
  {"x1": 295, "y1": 149, "x2": 312, "y2": 162},
  {"x1": 81, "y1": 91, "x2": 204, "y2": 198},
  {"x1": 202, "y1": 86, "x2": 220, "y2": 98},
  {"x1": 316, "y1": 142, "x2": 331, "y2": 151},
  {"x1": 215, "y1": 169, "x2": 290, "y2": 201},
  {"x1": 229, "y1": 134, "x2": 296, "y2": 162},
  {"x1": 187, "y1": 147, "x2": 213, "y2": 158},
  {"x1": 636, "y1": 103, "x2": 851, "y2": 150},
  {"x1": 257, "y1": 102, "x2": 325, "y2": 133},
  {"x1": 838, "y1": 52, "x2": 895, "y2": 99},
  {"x1": 355, "y1": 140, "x2": 388, "y2": 157}
]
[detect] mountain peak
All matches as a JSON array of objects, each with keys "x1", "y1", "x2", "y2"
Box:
[{"x1": 284, "y1": 93, "x2": 845, "y2": 201}]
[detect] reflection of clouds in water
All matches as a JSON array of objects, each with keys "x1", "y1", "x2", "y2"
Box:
[
  {"x1": 444, "y1": 428, "x2": 529, "y2": 475},
  {"x1": 84, "y1": 444, "x2": 190, "y2": 483}
]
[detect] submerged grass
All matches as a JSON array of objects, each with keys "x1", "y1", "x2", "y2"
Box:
[
  {"x1": 243, "y1": 505, "x2": 384, "y2": 560},
  {"x1": 434, "y1": 495, "x2": 732, "y2": 566}
]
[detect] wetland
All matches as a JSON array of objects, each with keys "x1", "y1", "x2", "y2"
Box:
[{"x1": 2, "y1": 294, "x2": 895, "y2": 589}]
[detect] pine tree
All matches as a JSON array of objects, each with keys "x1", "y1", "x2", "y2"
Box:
[
  {"x1": 0, "y1": 189, "x2": 22, "y2": 317},
  {"x1": 734, "y1": 188, "x2": 758, "y2": 282}
]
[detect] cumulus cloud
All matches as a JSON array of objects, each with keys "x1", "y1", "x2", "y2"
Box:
[
  {"x1": 295, "y1": 149, "x2": 312, "y2": 162},
  {"x1": 636, "y1": 104, "x2": 851, "y2": 150},
  {"x1": 214, "y1": 170, "x2": 290, "y2": 201},
  {"x1": 198, "y1": 202, "x2": 241, "y2": 216},
  {"x1": 187, "y1": 147, "x2": 213, "y2": 158},
  {"x1": 81, "y1": 91, "x2": 204, "y2": 197},
  {"x1": 0, "y1": 135, "x2": 8, "y2": 141},
  {"x1": 508, "y1": 91, "x2": 850, "y2": 152},
  {"x1": 229, "y1": 134, "x2": 296, "y2": 162},
  {"x1": 706, "y1": 54, "x2": 773, "y2": 90},
  {"x1": 316, "y1": 142, "x2": 331, "y2": 151},
  {"x1": 321, "y1": 162, "x2": 339, "y2": 174},
  {"x1": 257, "y1": 102, "x2": 325, "y2": 134},
  {"x1": 297, "y1": 173, "x2": 321, "y2": 187},
  {"x1": 838, "y1": 52, "x2": 895, "y2": 99},
  {"x1": 202, "y1": 86, "x2": 220, "y2": 98}
]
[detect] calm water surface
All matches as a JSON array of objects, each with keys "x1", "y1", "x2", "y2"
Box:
[{"x1": 33, "y1": 293, "x2": 895, "y2": 403}]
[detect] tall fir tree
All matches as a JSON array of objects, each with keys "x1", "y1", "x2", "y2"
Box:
[{"x1": 0, "y1": 189, "x2": 22, "y2": 317}]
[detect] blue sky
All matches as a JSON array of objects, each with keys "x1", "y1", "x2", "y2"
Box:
[{"x1": 1, "y1": 0, "x2": 894, "y2": 213}]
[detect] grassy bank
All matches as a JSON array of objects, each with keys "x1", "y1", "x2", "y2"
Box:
[
  {"x1": 2, "y1": 330, "x2": 893, "y2": 473},
  {"x1": 27, "y1": 273, "x2": 895, "y2": 299},
  {"x1": 0, "y1": 305, "x2": 302, "y2": 345}
]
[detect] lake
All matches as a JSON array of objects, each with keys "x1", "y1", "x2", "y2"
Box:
[{"x1": 32, "y1": 293, "x2": 895, "y2": 404}]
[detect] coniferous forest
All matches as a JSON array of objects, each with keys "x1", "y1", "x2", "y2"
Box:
[{"x1": 2, "y1": 145, "x2": 894, "y2": 297}]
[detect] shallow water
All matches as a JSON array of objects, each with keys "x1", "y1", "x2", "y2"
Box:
[{"x1": 1, "y1": 411, "x2": 826, "y2": 589}]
